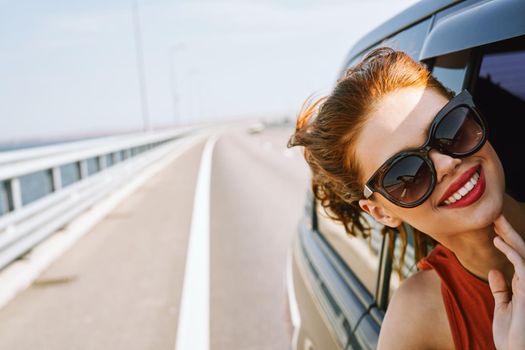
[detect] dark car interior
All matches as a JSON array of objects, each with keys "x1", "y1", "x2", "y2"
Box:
[{"x1": 473, "y1": 37, "x2": 525, "y2": 202}]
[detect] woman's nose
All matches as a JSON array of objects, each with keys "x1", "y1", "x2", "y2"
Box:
[{"x1": 429, "y1": 149, "x2": 462, "y2": 183}]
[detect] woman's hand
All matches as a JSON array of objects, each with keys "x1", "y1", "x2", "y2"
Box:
[{"x1": 488, "y1": 214, "x2": 525, "y2": 350}]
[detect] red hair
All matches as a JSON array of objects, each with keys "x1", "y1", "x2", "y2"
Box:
[{"x1": 288, "y1": 47, "x2": 454, "y2": 265}]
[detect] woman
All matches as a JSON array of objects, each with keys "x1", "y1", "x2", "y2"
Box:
[{"x1": 287, "y1": 47, "x2": 525, "y2": 349}]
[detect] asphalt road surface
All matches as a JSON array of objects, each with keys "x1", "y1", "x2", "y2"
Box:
[
  {"x1": 0, "y1": 124, "x2": 310, "y2": 350},
  {"x1": 210, "y1": 126, "x2": 309, "y2": 349}
]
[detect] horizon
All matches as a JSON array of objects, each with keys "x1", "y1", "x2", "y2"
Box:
[{"x1": 0, "y1": 0, "x2": 419, "y2": 143}]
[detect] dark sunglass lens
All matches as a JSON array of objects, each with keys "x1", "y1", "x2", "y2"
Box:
[
  {"x1": 382, "y1": 155, "x2": 432, "y2": 204},
  {"x1": 435, "y1": 107, "x2": 484, "y2": 154}
]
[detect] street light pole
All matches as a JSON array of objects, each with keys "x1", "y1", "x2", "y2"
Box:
[
  {"x1": 187, "y1": 69, "x2": 198, "y2": 124},
  {"x1": 168, "y1": 43, "x2": 186, "y2": 126},
  {"x1": 132, "y1": 0, "x2": 150, "y2": 132}
]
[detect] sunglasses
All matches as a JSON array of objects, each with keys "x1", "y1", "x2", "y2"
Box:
[{"x1": 363, "y1": 89, "x2": 488, "y2": 208}]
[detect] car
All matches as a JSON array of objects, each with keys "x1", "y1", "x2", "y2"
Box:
[{"x1": 286, "y1": 0, "x2": 525, "y2": 349}]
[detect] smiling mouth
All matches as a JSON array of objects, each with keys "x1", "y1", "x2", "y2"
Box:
[
  {"x1": 442, "y1": 169, "x2": 480, "y2": 205},
  {"x1": 438, "y1": 165, "x2": 485, "y2": 208}
]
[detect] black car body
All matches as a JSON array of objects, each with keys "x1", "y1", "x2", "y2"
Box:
[{"x1": 287, "y1": 0, "x2": 525, "y2": 349}]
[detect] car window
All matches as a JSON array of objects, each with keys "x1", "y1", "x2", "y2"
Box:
[
  {"x1": 379, "y1": 47, "x2": 475, "y2": 301},
  {"x1": 430, "y1": 49, "x2": 471, "y2": 94},
  {"x1": 472, "y1": 35, "x2": 525, "y2": 202},
  {"x1": 325, "y1": 19, "x2": 436, "y2": 303},
  {"x1": 319, "y1": 30, "x2": 525, "y2": 317}
]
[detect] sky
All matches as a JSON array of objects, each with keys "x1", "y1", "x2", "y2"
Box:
[{"x1": 0, "y1": 0, "x2": 419, "y2": 143}]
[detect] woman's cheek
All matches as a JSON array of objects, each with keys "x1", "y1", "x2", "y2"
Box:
[{"x1": 486, "y1": 142, "x2": 505, "y2": 191}]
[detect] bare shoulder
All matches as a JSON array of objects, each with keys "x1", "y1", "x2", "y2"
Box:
[{"x1": 377, "y1": 269, "x2": 453, "y2": 350}]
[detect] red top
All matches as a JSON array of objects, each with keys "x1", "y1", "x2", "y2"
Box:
[{"x1": 417, "y1": 244, "x2": 496, "y2": 350}]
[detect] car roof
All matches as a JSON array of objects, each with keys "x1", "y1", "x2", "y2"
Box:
[{"x1": 345, "y1": 0, "x2": 461, "y2": 61}]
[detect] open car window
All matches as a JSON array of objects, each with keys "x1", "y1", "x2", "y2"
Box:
[{"x1": 472, "y1": 35, "x2": 525, "y2": 202}]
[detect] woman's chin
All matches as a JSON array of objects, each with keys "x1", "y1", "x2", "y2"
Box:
[
  {"x1": 464, "y1": 191, "x2": 503, "y2": 228},
  {"x1": 436, "y1": 185, "x2": 503, "y2": 231}
]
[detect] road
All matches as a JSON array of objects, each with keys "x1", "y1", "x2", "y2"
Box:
[{"x1": 0, "y1": 124, "x2": 310, "y2": 350}]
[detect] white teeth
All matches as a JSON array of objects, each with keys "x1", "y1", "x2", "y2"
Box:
[{"x1": 443, "y1": 169, "x2": 480, "y2": 205}]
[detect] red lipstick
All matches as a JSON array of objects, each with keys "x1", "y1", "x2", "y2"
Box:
[
  {"x1": 439, "y1": 166, "x2": 485, "y2": 208},
  {"x1": 438, "y1": 165, "x2": 481, "y2": 206}
]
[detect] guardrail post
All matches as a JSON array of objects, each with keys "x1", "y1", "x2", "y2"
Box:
[
  {"x1": 98, "y1": 155, "x2": 107, "y2": 170},
  {"x1": 10, "y1": 178, "x2": 22, "y2": 211},
  {"x1": 79, "y1": 160, "x2": 88, "y2": 179},
  {"x1": 0, "y1": 130, "x2": 188, "y2": 270},
  {"x1": 52, "y1": 167, "x2": 62, "y2": 191}
]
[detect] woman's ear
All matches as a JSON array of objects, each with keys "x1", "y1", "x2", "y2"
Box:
[{"x1": 358, "y1": 198, "x2": 402, "y2": 228}]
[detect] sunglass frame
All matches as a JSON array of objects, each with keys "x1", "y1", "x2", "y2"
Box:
[{"x1": 363, "y1": 89, "x2": 488, "y2": 208}]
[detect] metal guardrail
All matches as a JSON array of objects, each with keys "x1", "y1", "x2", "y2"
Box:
[{"x1": 0, "y1": 127, "x2": 198, "y2": 270}]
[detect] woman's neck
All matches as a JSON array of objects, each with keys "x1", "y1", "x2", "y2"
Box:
[{"x1": 442, "y1": 193, "x2": 525, "y2": 284}]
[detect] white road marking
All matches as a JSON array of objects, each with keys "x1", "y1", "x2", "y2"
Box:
[
  {"x1": 286, "y1": 248, "x2": 301, "y2": 350},
  {"x1": 174, "y1": 134, "x2": 219, "y2": 350}
]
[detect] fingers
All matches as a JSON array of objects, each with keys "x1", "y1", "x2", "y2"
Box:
[
  {"x1": 494, "y1": 235, "x2": 525, "y2": 278},
  {"x1": 488, "y1": 269, "x2": 510, "y2": 308},
  {"x1": 494, "y1": 214, "x2": 525, "y2": 257}
]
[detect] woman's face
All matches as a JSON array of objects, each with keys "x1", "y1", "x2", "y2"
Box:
[{"x1": 355, "y1": 86, "x2": 505, "y2": 240}]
